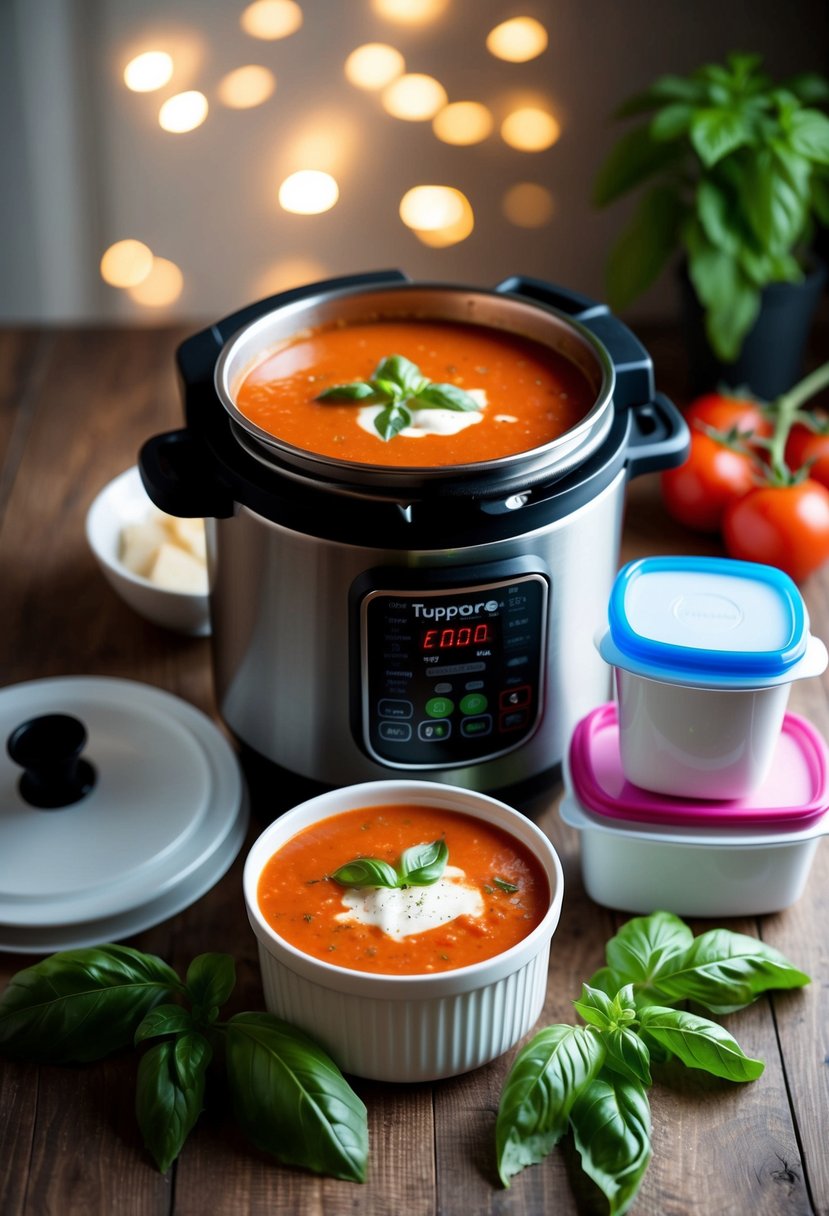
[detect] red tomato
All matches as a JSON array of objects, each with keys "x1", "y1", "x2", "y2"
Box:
[
  {"x1": 722, "y1": 479, "x2": 829, "y2": 583},
  {"x1": 660, "y1": 432, "x2": 757, "y2": 533},
  {"x1": 785, "y1": 422, "x2": 829, "y2": 489},
  {"x1": 685, "y1": 392, "x2": 772, "y2": 441}
]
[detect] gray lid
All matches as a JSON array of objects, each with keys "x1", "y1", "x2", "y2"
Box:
[{"x1": 0, "y1": 676, "x2": 248, "y2": 953}]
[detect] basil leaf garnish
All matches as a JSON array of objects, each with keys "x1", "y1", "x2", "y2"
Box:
[
  {"x1": 399, "y1": 838, "x2": 448, "y2": 885},
  {"x1": 316, "y1": 382, "x2": 386, "y2": 403},
  {"x1": 605, "y1": 911, "x2": 695, "y2": 994},
  {"x1": 648, "y1": 928, "x2": 811, "y2": 1013},
  {"x1": 226, "y1": 1012, "x2": 368, "y2": 1182},
  {"x1": 637, "y1": 1006, "x2": 764, "y2": 1081},
  {"x1": 374, "y1": 354, "x2": 427, "y2": 394},
  {"x1": 416, "y1": 383, "x2": 480, "y2": 411},
  {"x1": 185, "y1": 953, "x2": 236, "y2": 1016},
  {"x1": 0, "y1": 945, "x2": 182, "y2": 1063},
  {"x1": 330, "y1": 858, "x2": 399, "y2": 889},
  {"x1": 570, "y1": 1075, "x2": 652, "y2": 1216},
  {"x1": 374, "y1": 402, "x2": 411, "y2": 441},
  {"x1": 493, "y1": 877, "x2": 520, "y2": 894},
  {"x1": 602, "y1": 1028, "x2": 652, "y2": 1088},
  {"x1": 135, "y1": 1034, "x2": 211, "y2": 1173},
  {"x1": 495, "y1": 1024, "x2": 606, "y2": 1186}
]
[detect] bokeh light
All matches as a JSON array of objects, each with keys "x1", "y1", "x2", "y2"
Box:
[
  {"x1": 486, "y1": 17, "x2": 549, "y2": 62},
  {"x1": 399, "y1": 185, "x2": 474, "y2": 247},
  {"x1": 371, "y1": 0, "x2": 449, "y2": 23},
  {"x1": 278, "y1": 170, "x2": 340, "y2": 214},
  {"x1": 253, "y1": 256, "x2": 328, "y2": 298},
  {"x1": 432, "y1": 101, "x2": 493, "y2": 146},
  {"x1": 500, "y1": 107, "x2": 560, "y2": 151},
  {"x1": 217, "y1": 65, "x2": 276, "y2": 109},
  {"x1": 127, "y1": 257, "x2": 184, "y2": 307},
  {"x1": 382, "y1": 73, "x2": 447, "y2": 121},
  {"x1": 123, "y1": 51, "x2": 173, "y2": 93},
  {"x1": 100, "y1": 240, "x2": 153, "y2": 288},
  {"x1": 344, "y1": 43, "x2": 405, "y2": 90},
  {"x1": 241, "y1": 0, "x2": 303, "y2": 40},
  {"x1": 158, "y1": 91, "x2": 209, "y2": 133},
  {"x1": 502, "y1": 182, "x2": 555, "y2": 227}
]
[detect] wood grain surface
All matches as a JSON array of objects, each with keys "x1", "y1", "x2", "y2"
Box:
[{"x1": 0, "y1": 322, "x2": 826, "y2": 1216}]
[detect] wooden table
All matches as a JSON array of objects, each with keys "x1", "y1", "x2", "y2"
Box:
[{"x1": 0, "y1": 324, "x2": 827, "y2": 1216}]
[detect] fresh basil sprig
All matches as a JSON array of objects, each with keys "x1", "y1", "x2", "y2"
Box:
[
  {"x1": 496, "y1": 910, "x2": 809, "y2": 1214},
  {"x1": 316, "y1": 353, "x2": 481, "y2": 442},
  {"x1": 331, "y1": 837, "x2": 448, "y2": 890},
  {"x1": 0, "y1": 946, "x2": 368, "y2": 1183}
]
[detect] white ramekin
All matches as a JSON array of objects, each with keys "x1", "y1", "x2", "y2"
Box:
[{"x1": 243, "y1": 780, "x2": 564, "y2": 1082}]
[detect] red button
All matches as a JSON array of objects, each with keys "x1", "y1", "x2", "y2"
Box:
[{"x1": 499, "y1": 685, "x2": 531, "y2": 710}]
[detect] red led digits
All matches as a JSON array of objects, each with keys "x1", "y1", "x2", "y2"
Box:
[{"x1": 422, "y1": 623, "x2": 491, "y2": 651}]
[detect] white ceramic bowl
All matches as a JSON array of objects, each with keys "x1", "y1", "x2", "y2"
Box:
[
  {"x1": 243, "y1": 780, "x2": 564, "y2": 1082},
  {"x1": 85, "y1": 466, "x2": 210, "y2": 637}
]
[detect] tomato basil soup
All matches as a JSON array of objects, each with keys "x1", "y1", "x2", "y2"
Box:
[
  {"x1": 257, "y1": 804, "x2": 550, "y2": 975},
  {"x1": 235, "y1": 318, "x2": 594, "y2": 467}
]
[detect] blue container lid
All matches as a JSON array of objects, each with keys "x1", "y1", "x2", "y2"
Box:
[{"x1": 602, "y1": 556, "x2": 809, "y2": 685}]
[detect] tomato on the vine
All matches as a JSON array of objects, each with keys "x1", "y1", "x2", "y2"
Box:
[
  {"x1": 721, "y1": 479, "x2": 829, "y2": 583},
  {"x1": 660, "y1": 432, "x2": 757, "y2": 533},
  {"x1": 784, "y1": 421, "x2": 829, "y2": 489},
  {"x1": 684, "y1": 391, "x2": 772, "y2": 441}
]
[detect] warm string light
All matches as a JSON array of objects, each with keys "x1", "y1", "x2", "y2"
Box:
[
  {"x1": 500, "y1": 107, "x2": 560, "y2": 151},
  {"x1": 381, "y1": 73, "x2": 447, "y2": 120},
  {"x1": 100, "y1": 241, "x2": 184, "y2": 308},
  {"x1": 486, "y1": 17, "x2": 548, "y2": 63},
  {"x1": 432, "y1": 101, "x2": 493, "y2": 146},
  {"x1": 370, "y1": 0, "x2": 449, "y2": 24},
  {"x1": 344, "y1": 43, "x2": 405, "y2": 91},
  {"x1": 278, "y1": 170, "x2": 340, "y2": 214},
  {"x1": 158, "y1": 91, "x2": 209, "y2": 133},
  {"x1": 127, "y1": 258, "x2": 184, "y2": 307},
  {"x1": 123, "y1": 51, "x2": 173, "y2": 93},
  {"x1": 502, "y1": 182, "x2": 555, "y2": 227},
  {"x1": 240, "y1": 0, "x2": 303, "y2": 40},
  {"x1": 217, "y1": 65, "x2": 276, "y2": 109},
  {"x1": 399, "y1": 185, "x2": 474, "y2": 246}
]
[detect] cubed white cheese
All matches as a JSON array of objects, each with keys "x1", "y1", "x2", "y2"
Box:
[{"x1": 147, "y1": 542, "x2": 209, "y2": 594}]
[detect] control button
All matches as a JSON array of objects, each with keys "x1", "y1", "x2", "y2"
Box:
[
  {"x1": 500, "y1": 709, "x2": 529, "y2": 732},
  {"x1": 378, "y1": 698, "x2": 413, "y2": 719},
  {"x1": 500, "y1": 685, "x2": 531, "y2": 710},
  {"x1": 461, "y1": 714, "x2": 492, "y2": 738},
  {"x1": 425, "y1": 696, "x2": 454, "y2": 719},
  {"x1": 506, "y1": 655, "x2": 529, "y2": 668},
  {"x1": 418, "y1": 719, "x2": 451, "y2": 742},
  {"x1": 465, "y1": 680, "x2": 485, "y2": 691},
  {"x1": 379, "y1": 721, "x2": 412, "y2": 742},
  {"x1": 434, "y1": 682, "x2": 453, "y2": 695},
  {"x1": 460, "y1": 692, "x2": 488, "y2": 716}
]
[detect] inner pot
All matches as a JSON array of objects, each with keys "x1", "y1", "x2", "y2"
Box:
[{"x1": 213, "y1": 282, "x2": 615, "y2": 498}]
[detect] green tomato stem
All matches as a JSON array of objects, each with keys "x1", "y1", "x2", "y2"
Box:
[{"x1": 767, "y1": 360, "x2": 829, "y2": 481}]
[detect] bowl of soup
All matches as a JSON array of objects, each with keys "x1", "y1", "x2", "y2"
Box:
[{"x1": 243, "y1": 780, "x2": 564, "y2": 1081}]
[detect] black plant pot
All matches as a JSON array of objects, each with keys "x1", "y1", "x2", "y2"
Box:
[{"x1": 680, "y1": 258, "x2": 827, "y2": 401}]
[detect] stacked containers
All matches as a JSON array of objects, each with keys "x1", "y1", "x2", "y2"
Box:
[{"x1": 561, "y1": 556, "x2": 829, "y2": 916}]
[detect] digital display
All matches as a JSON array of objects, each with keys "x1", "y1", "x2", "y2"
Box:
[{"x1": 420, "y1": 621, "x2": 494, "y2": 651}]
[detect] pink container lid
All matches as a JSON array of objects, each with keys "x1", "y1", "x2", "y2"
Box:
[{"x1": 568, "y1": 703, "x2": 829, "y2": 830}]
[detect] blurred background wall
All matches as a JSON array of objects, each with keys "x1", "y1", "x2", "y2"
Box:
[{"x1": 1, "y1": 0, "x2": 827, "y2": 325}]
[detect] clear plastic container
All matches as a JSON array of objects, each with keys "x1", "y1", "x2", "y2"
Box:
[
  {"x1": 597, "y1": 556, "x2": 827, "y2": 799},
  {"x1": 561, "y1": 703, "x2": 829, "y2": 916}
]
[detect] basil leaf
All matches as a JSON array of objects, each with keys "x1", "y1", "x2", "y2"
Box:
[
  {"x1": 330, "y1": 857, "x2": 399, "y2": 889},
  {"x1": 638, "y1": 1006, "x2": 764, "y2": 1081},
  {"x1": 226, "y1": 1012, "x2": 368, "y2": 1182},
  {"x1": 493, "y1": 877, "x2": 519, "y2": 894},
  {"x1": 605, "y1": 183, "x2": 685, "y2": 312},
  {"x1": 374, "y1": 354, "x2": 426, "y2": 394},
  {"x1": 316, "y1": 382, "x2": 385, "y2": 403},
  {"x1": 0, "y1": 945, "x2": 181, "y2": 1063},
  {"x1": 135, "y1": 1004, "x2": 194, "y2": 1044},
  {"x1": 573, "y1": 984, "x2": 616, "y2": 1031},
  {"x1": 651, "y1": 929, "x2": 810, "y2": 1014},
  {"x1": 174, "y1": 1031, "x2": 212, "y2": 1085},
  {"x1": 136, "y1": 1035, "x2": 210, "y2": 1173},
  {"x1": 603, "y1": 1029, "x2": 652, "y2": 1088},
  {"x1": 415, "y1": 383, "x2": 481, "y2": 412},
  {"x1": 570, "y1": 1075, "x2": 652, "y2": 1216},
  {"x1": 185, "y1": 953, "x2": 235, "y2": 1017},
  {"x1": 689, "y1": 105, "x2": 752, "y2": 167},
  {"x1": 374, "y1": 402, "x2": 411, "y2": 442},
  {"x1": 399, "y1": 838, "x2": 448, "y2": 885},
  {"x1": 788, "y1": 107, "x2": 829, "y2": 164},
  {"x1": 605, "y1": 911, "x2": 694, "y2": 995},
  {"x1": 495, "y1": 1024, "x2": 606, "y2": 1186},
  {"x1": 586, "y1": 966, "x2": 621, "y2": 998}
]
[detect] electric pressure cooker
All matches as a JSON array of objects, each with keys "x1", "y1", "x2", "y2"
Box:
[{"x1": 140, "y1": 270, "x2": 689, "y2": 812}]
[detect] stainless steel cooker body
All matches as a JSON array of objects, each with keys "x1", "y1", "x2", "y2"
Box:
[{"x1": 140, "y1": 270, "x2": 689, "y2": 804}]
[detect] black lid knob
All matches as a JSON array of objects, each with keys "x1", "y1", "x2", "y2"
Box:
[{"x1": 7, "y1": 714, "x2": 96, "y2": 809}]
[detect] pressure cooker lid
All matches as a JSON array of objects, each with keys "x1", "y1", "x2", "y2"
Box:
[{"x1": 0, "y1": 676, "x2": 248, "y2": 953}]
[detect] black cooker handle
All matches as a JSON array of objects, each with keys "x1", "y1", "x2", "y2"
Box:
[
  {"x1": 494, "y1": 275, "x2": 655, "y2": 410},
  {"x1": 139, "y1": 429, "x2": 235, "y2": 519},
  {"x1": 625, "y1": 393, "x2": 689, "y2": 480}
]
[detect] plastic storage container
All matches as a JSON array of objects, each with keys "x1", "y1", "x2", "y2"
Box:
[
  {"x1": 597, "y1": 556, "x2": 828, "y2": 799},
  {"x1": 561, "y1": 702, "x2": 829, "y2": 917}
]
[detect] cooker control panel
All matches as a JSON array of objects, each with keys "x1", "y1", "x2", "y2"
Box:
[{"x1": 351, "y1": 563, "x2": 548, "y2": 769}]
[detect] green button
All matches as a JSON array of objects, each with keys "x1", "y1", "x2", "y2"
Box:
[
  {"x1": 460, "y1": 692, "x2": 488, "y2": 715},
  {"x1": 426, "y1": 696, "x2": 454, "y2": 718}
]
